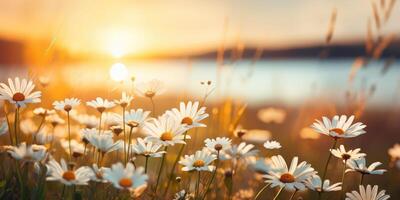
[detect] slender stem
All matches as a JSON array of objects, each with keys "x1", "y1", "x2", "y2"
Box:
[
  {"x1": 340, "y1": 160, "x2": 347, "y2": 199},
  {"x1": 127, "y1": 127, "x2": 134, "y2": 162},
  {"x1": 33, "y1": 115, "x2": 46, "y2": 144},
  {"x1": 67, "y1": 111, "x2": 72, "y2": 162},
  {"x1": 272, "y1": 186, "x2": 284, "y2": 200},
  {"x1": 14, "y1": 106, "x2": 20, "y2": 145},
  {"x1": 289, "y1": 189, "x2": 298, "y2": 200},
  {"x1": 195, "y1": 171, "x2": 201, "y2": 199},
  {"x1": 145, "y1": 156, "x2": 149, "y2": 174},
  {"x1": 201, "y1": 152, "x2": 220, "y2": 200},
  {"x1": 5, "y1": 109, "x2": 14, "y2": 145},
  {"x1": 150, "y1": 97, "x2": 155, "y2": 117},
  {"x1": 163, "y1": 131, "x2": 188, "y2": 196},
  {"x1": 253, "y1": 183, "x2": 271, "y2": 200},
  {"x1": 122, "y1": 107, "x2": 126, "y2": 165},
  {"x1": 61, "y1": 185, "x2": 66, "y2": 199},
  {"x1": 360, "y1": 174, "x2": 364, "y2": 185},
  {"x1": 15, "y1": 160, "x2": 25, "y2": 199},
  {"x1": 320, "y1": 139, "x2": 337, "y2": 189},
  {"x1": 154, "y1": 146, "x2": 168, "y2": 198},
  {"x1": 98, "y1": 112, "x2": 103, "y2": 134}
]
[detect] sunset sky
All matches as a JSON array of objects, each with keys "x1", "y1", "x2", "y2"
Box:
[{"x1": 0, "y1": 0, "x2": 399, "y2": 57}]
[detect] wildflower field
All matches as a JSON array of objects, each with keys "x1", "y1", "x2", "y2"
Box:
[{"x1": 1, "y1": 1, "x2": 400, "y2": 200}]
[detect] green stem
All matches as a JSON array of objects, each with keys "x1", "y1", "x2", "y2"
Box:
[
  {"x1": 127, "y1": 127, "x2": 134, "y2": 162},
  {"x1": 154, "y1": 146, "x2": 168, "y2": 199},
  {"x1": 340, "y1": 160, "x2": 347, "y2": 198},
  {"x1": 360, "y1": 174, "x2": 364, "y2": 185},
  {"x1": 67, "y1": 111, "x2": 72, "y2": 162},
  {"x1": 201, "y1": 152, "x2": 220, "y2": 200},
  {"x1": 150, "y1": 97, "x2": 155, "y2": 117},
  {"x1": 33, "y1": 115, "x2": 46, "y2": 144},
  {"x1": 15, "y1": 160, "x2": 25, "y2": 199},
  {"x1": 195, "y1": 171, "x2": 201, "y2": 200},
  {"x1": 320, "y1": 139, "x2": 337, "y2": 189},
  {"x1": 272, "y1": 186, "x2": 284, "y2": 200},
  {"x1": 98, "y1": 112, "x2": 103, "y2": 134},
  {"x1": 145, "y1": 156, "x2": 149, "y2": 174},
  {"x1": 253, "y1": 183, "x2": 271, "y2": 200},
  {"x1": 163, "y1": 131, "x2": 188, "y2": 196},
  {"x1": 14, "y1": 106, "x2": 20, "y2": 145},
  {"x1": 5, "y1": 110, "x2": 14, "y2": 145},
  {"x1": 122, "y1": 107, "x2": 126, "y2": 165},
  {"x1": 289, "y1": 189, "x2": 298, "y2": 200}
]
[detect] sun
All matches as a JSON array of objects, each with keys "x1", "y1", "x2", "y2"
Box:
[{"x1": 110, "y1": 63, "x2": 129, "y2": 82}]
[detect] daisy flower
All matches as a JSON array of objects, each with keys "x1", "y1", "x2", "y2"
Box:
[
  {"x1": 204, "y1": 137, "x2": 232, "y2": 153},
  {"x1": 0, "y1": 77, "x2": 41, "y2": 107},
  {"x1": 144, "y1": 114, "x2": 188, "y2": 146},
  {"x1": 179, "y1": 149, "x2": 217, "y2": 172},
  {"x1": 131, "y1": 138, "x2": 166, "y2": 157},
  {"x1": 388, "y1": 143, "x2": 400, "y2": 162},
  {"x1": 60, "y1": 139, "x2": 85, "y2": 158},
  {"x1": 20, "y1": 119, "x2": 37, "y2": 135},
  {"x1": 346, "y1": 158, "x2": 386, "y2": 175},
  {"x1": 136, "y1": 79, "x2": 165, "y2": 98},
  {"x1": 331, "y1": 145, "x2": 366, "y2": 162},
  {"x1": 74, "y1": 114, "x2": 98, "y2": 129},
  {"x1": 257, "y1": 107, "x2": 286, "y2": 124},
  {"x1": 46, "y1": 159, "x2": 92, "y2": 186},
  {"x1": 233, "y1": 126, "x2": 247, "y2": 138},
  {"x1": 241, "y1": 129, "x2": 271, "y2": 144},
  {"x1": 264, "y1": 140, "x2": 282, "y2": 150},
  {"x1": 86, "y1": 133, "x2": 122, "y2": 154},
  {"x1": 103, "y1": 162, "x2": 148, "y2": 190},
  {"x1": 7, "y1": 142, "x2": 47, "y2": 162},
  {"x1": 33, "y1": 107, "x2": 55, "y2": 117},
  {"x1": 225, "y1": 142, "x2": 258, "y2": 160},
  {"x1": 167, "y1": 101, "x2": 209, "y2": 128},
  {"x1": 252, "y1": 158, "x2": 273, "y2": 174},
  {"x1": 46, "y1": 113, "x2": 65, "y2": 126},
  {"x1": 0, "y1": 119, "x2": 8, "y2": 136},
  {"x1": 89, "y1": 164, "x2": 109, "y2": 183},
  {"x1": 124, "y1": 109, "x2": 151, "y2": 128},
  {"x1": 114, "y1": 92, "x2": 134, "y2": 108},
  {"x1": 80, "y1": 128, "x2": 98, "y2": 144},
  {"x1": 53, "y1": 98, "x2": 80, "y2": 112},
  {"x1": 305, "y1": 175, "x2": 342, "y2": 192},
  {"x1": 110, "y1": 125, "x2": 124, "y2": 136},
  {"x1": 87, "y1": 97, "x2": 115, "y2": 113},
  {"x1": 345, "y1": 185, "x2": 390, "y2": 200},
  {"x1": 173, "y1": 190, "x2": 193, "y2": 200},
  {"x1": 311, "y1": 115, "x2": 366, "y2": 139},
  {"x1": 35, "y1": 126, "x2": 53, "y2": 145},
  {"x1": 263, "y1": 155, "x2": 316, "y2": 191}
]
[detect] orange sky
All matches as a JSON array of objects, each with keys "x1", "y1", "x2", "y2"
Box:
[{"x1": 0, "y1": 0, "x2": 399, "y2": 57}]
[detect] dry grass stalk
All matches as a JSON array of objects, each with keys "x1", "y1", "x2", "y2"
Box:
[
  {"x1": 325, "y1": 7, "x2": 337, "y2": 44},
  {"x1": 373, "y1": 33, "x2": 396, "y2": 59},
  {"x1": 348, "y1": 57, "x2": 365, "y2": 83},
  {"x1": 371, "y1": 1, "x2": 381, "y2": 30},
  {"x1": 365, "y1": 18, "x2": 375, "y2": 55},
  {"x1": 384, "y1": 0, "x2": 397, "y2": 22}
]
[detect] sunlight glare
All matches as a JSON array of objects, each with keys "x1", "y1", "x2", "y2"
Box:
[{"x1": 110, "y1": 63, "x2": 129, "y2": 82}]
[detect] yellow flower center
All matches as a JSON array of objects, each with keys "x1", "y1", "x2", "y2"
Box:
[
  {"x1": 118, "y1": 178, "x2": 133, "y2": 188},
  {"x1": 279, "y1": 173, "x2": 295, "y2": 183},
  {"x1": 64, "y1": 105, "x2": 72, "y2": 112},
  {"x1": 160, "y1": 132, "x2": 173, "y2": 141},
  {"x1": 62, "y1": 171, "x2": 76, "y2": 181},
  {"x1": 12, "y1": 92, "x2": 25, "y2": 102},
  {"x1": 193, "y1": 160, "x2": 205, "y2": 168},
  {"x1": 127, "y1": 121, "x2": 139, "y2": 128},
  {"x1": 214, "y1": 144, "x2": 223, "y2": 151},
  {"x1": 145, "y1": 91, "x2": 155, "y2": 98},
  {"x1": 97, "y1": 106, "x2": 106, "y2": 113},
  {"x1": 181, "y1": 117, "x2": 193, "y2": 125},
  {"x1": 329, "y1": 128, "x2": 344, "y2": 135},
  {"x1": 342, "y1": 153, "x2": 351, "y2": 160}
]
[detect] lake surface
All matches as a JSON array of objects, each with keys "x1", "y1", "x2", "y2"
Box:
[{"x1": 1, "y1": 59, "x2": 399, "y2": 107}]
